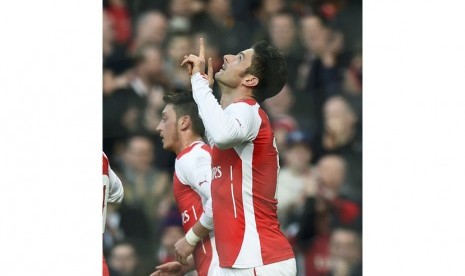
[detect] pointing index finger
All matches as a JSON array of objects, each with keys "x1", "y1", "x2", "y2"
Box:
[{"x1": 199, "y1": 37, "x2": 205, "y2": 60}]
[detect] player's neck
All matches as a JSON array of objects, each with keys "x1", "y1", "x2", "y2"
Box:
[
  {"x1": 219, "y1": 86, "x2": 254, "y2": 108},
  {"x1": 177, "y1": 134, "x2": 203, "y2": 154}
]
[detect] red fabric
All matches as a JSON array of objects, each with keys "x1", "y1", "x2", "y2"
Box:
[
  {"x1": 333, "y1": 199, "x2": 360, "y2": 225},
  {"x1": 321, "y1": 3, "x2": 337, "y2": 20},
  {"x1": 304, "y1": 234, "x2": 331, "y2": 276},
  {"x1": 211, "y1": 147, "x2": 245, "y2": 266},
  {"x1": 103, "y1": 255, "x2": 110, "y2": 276},
  {"x1": 105, "y1": 6, "x2": 132, "y2": 44},
  {"x1": 102, "y1": 153, "x2": 109, "y2": 177}
]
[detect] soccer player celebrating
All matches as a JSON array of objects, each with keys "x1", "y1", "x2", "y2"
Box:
[
  {"x1": 180, "y1": 39, "x2": 296, "y2": 275},
  {"x1": 102, "y1": 152, "x2": 124, "y2": 276},
  {"x1": 151, "y1": 90, "x2": 218, "y2": 276}
]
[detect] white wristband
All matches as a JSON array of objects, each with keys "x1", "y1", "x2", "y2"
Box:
[{"x1": 185, "y1": 228, "x2": 201, "y2": 246}]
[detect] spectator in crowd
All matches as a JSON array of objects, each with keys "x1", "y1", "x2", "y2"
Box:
[
  {"x1": 263, "y1": 83, "x2": 298, "y2": 160},
  {"x1": 104, "y1": 44, "x2": 169, "y2": 152},
  {"x1": 116, "y1": 135, "x2": 170, "y2": 223},
  {"x1": 109, "y1": 240, "x2": 150, "y2": 276},
  {"x1": 253, "y1": 0, "x2": 286, "y2": 40},
  {"x1": 271, "y1": 114, "x2": 299, "y2": 163},
  {"x1": 294, "y1": 14, "x2": 345, "y2": 134},
  {"x1": 192, "y1": 0, "x2": 251, "y2": 56},
  {"x1": 132, "y1": 11, "x2": 168, "y2": 53},
  {"x1": 103, "y1": 0, "x2": 132, "y2": 46},
  {"x1": 315, "y1": 95, "x2": 362, "y2": 202},
  {"x1": 264, "y1": 83, "x2": 295, "y2": 118},
  {"x1": 103, "y1": 10, "x2": 133, "y2": 97},
  {"x1": 105, "y1": 135, "x2": 171, "y2": 264},
  {"x1": 341, "y1": 52, "x2": 362, "y2": 122},
  {"x1": 267, "y1": 11, "x2": 303, "y2": 90},
  {"x1": 167, "y1": 0, "x2": 201, "y2": 33},
  {"x1": 276, "y1": 130, "x2": 315, "y2": 230},
  {"x1": 297, "y1": 154, "x2": 360, "y2": 276},
  {"x1": 328, "y1": 227, "x2": 362, "y2": 276},
  {"x1": 103, "y1": 9, "x2": 135, "y2": 158},
  {"x1": 164, "y1": 32, "x2": 194, "y2": 90},
  {"x1": 156, "y1": 208, "x2": 185, "y2": 266},
  {"x1": 103, "y1": 202, "x2": 125, "y2": 256},
  {"x1": 326, "y1": 0, "x2": 363, "y2": 60}
]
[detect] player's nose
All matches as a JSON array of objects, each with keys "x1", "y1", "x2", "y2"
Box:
[{"x1": 155, "y1": 122, "x2": 163, "y2": 133}]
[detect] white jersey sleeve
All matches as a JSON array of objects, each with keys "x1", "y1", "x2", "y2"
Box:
[
  {"x1": 191, "y1": 73, "x2": 261, "y2": 149},
  {"x1": 108, "y1": 168, "x2": 124, "y2": 204},
  {"x1": 175, "y1": 144, "x2": 214, "y2": 230}
]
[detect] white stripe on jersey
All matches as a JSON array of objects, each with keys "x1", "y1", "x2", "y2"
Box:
[
  {"x1": 232, "y1": 143, "x2": 263, "y2": 267},
  {"x1": 208, "y1": 232, "x2": 220, "y2": 276},
  {"x1": 230, "y1": 166, "x2": 237, "y2": 218}
]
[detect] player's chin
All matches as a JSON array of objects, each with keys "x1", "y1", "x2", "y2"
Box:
[{"x1": 163, "y1": 142, "x2": 174, "y2": 152}]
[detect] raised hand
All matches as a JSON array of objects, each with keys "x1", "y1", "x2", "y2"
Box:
[{"x1": 181, "y1": 37, "x2": 209, "y2": 79}]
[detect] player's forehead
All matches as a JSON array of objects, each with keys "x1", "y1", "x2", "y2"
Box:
[
  {"x1": 162, "y1": 104, "x2": 175, "y2": 116},
  {"x1": 241, "y1": 49, "x2": 254, "y2": 59}
]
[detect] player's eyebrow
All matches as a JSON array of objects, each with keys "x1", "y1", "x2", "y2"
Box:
[{"x1": 239, "y1": 52, "x2": 244, "y2": 60}]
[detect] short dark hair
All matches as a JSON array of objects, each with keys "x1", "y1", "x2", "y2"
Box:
[
  {"x1": 163, "y1": 90, "x2": 205, "y2": 137},
  {"x1": 243, "y1": 41, "x2": 287, "y2": 102}
]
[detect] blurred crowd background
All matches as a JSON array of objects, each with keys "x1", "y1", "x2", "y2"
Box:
[{"x1": 102, "y1": 0, "x2": 362, "y2": 275}]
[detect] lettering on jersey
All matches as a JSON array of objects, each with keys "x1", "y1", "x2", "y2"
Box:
[
  {"x1": 212, "y1": 166, "x2": 222, "y2": 179},
  {"x1": 181, "y1": 210, "x2": 190, "y2": 224}
]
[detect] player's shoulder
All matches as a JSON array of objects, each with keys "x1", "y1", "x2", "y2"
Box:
[
  {"x1": 190, "y1": 142, "x2": 212, "y2": 161},
  {"x1": 226, "y1": 101, "x2": 261, "y2": 121},
  {"x1": 177, "y1": 142, "x2": 210, "y2": 164},
  {"x1": 228, "y1": 100, "x2": 259, "y2": 111},
  {"x1": 176, "y1": 143, "x2": 211, "y2": 178}
]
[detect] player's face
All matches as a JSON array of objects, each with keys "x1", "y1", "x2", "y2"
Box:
[
  {"x1": 215, "y1": 48, "x2": 254, "y2": 88},
  {"x1": 156, "y1": 104, "x2": 179, "y2": 152},
  {"x1": 330, "y1": 230, "x2": 361, "y2": 266}
]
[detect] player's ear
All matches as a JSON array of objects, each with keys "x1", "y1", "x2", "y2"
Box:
[
  {"x1": 241, "y1": 74, "x2": 259, "y2": 88},
  {"x1": 179, "y1": 115, "x2": 191, "y2": 130}
]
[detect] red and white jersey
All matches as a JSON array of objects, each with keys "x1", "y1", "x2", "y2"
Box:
[
  {"x1": 102, "y1": 152, "x2": 124, "y2": 233},
  {"x1": 173, "y1": 141, "x2": 218, "y2": 276},
  {"x1": 191, "y1": 73, "x2": 295, "y2": 268}
]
